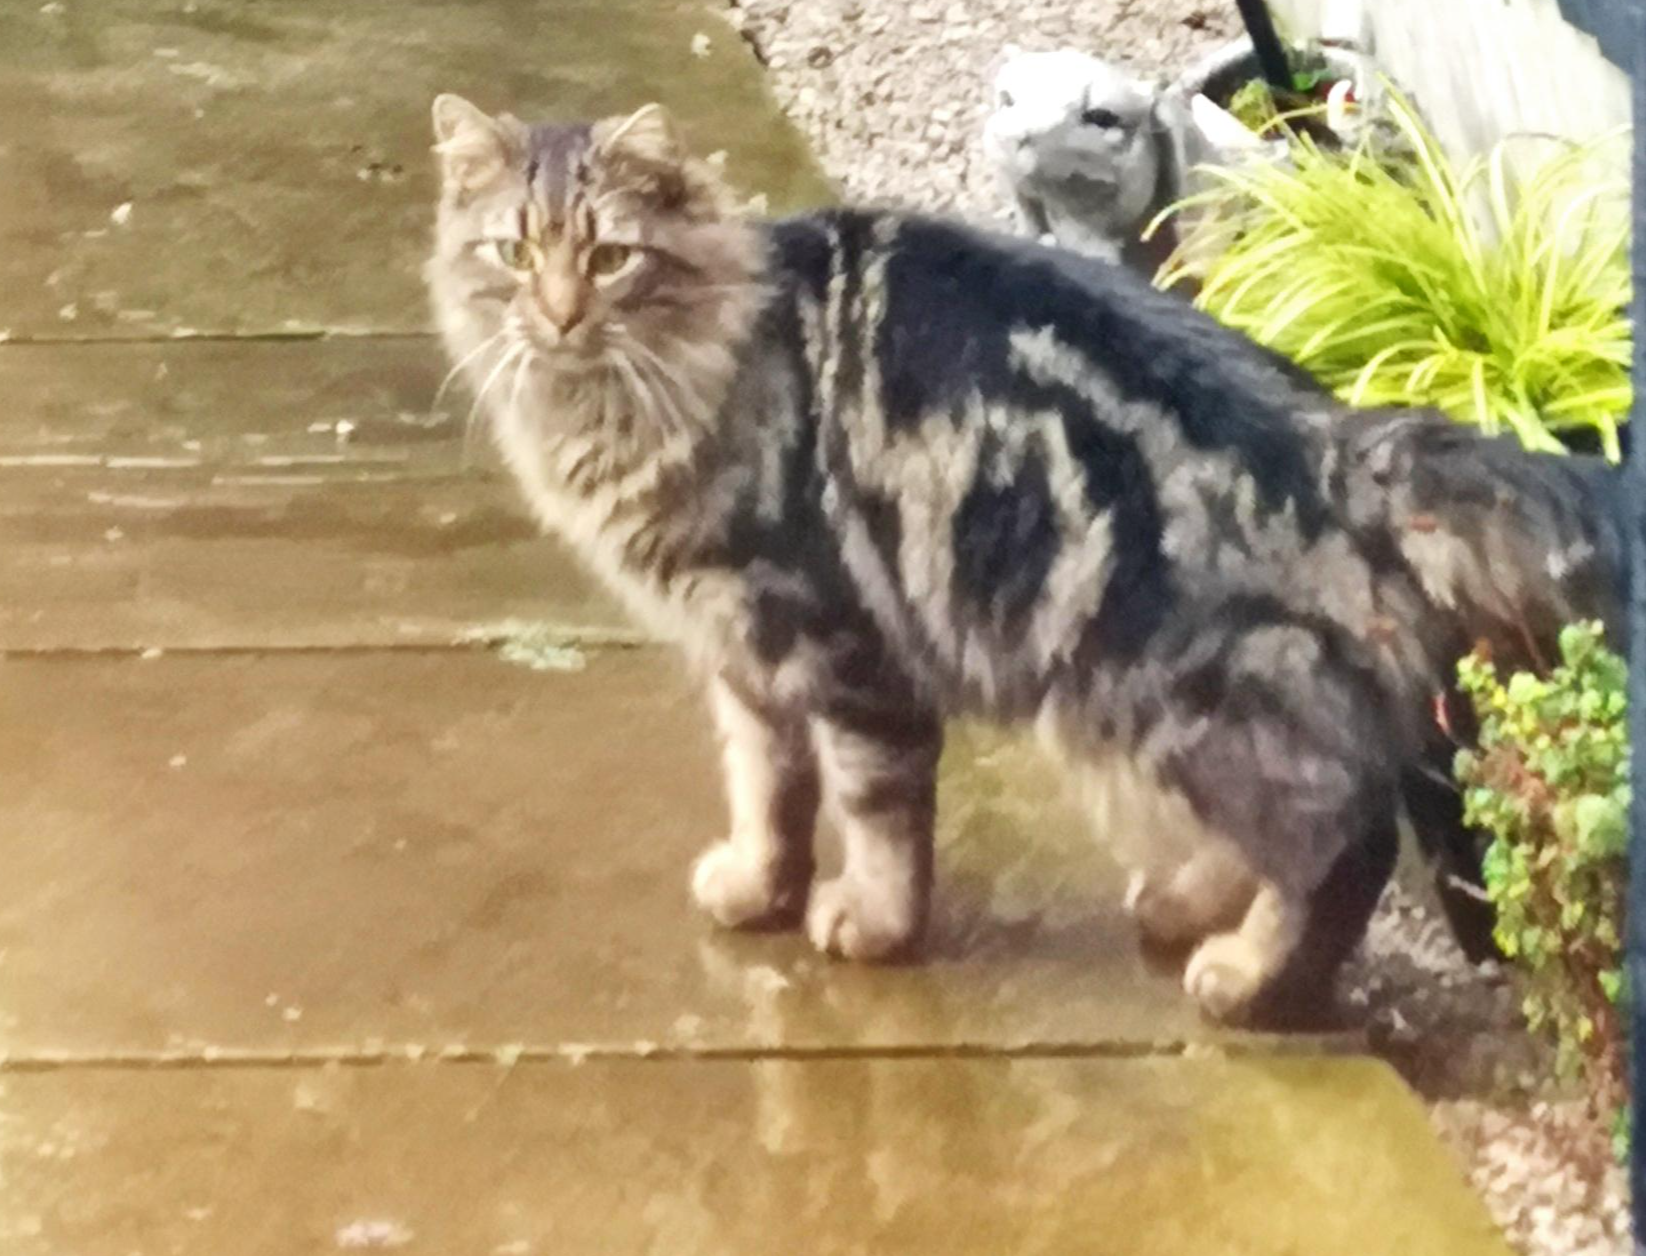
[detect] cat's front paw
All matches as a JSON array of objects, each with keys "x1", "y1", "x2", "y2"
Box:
[
  {"x1": 1183, "y1": 933, "x2": 1267, "y2": 1024},
  {"x1": 690, "y1": 842, "x2": 804, "y2": 931},
  {"x1": 805, "y1": 876, "x2": 923, "y2": 962}
]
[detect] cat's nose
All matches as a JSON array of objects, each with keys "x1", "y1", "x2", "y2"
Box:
[
  {"x1": 553, "y1": 302, "x2": 586, "y2": 335},
  {"x1": 537, "y1": 277, "x2": 589, "y2": 336}
]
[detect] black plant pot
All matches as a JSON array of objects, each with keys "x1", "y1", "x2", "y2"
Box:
[{"x1": 1165, "y1": 37, "x2": 1375, "y2": 149}]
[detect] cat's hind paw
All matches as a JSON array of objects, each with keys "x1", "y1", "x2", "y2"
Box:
[{"x1": 1183, "y1": 933, "x2": 1269, "y2": 1024}]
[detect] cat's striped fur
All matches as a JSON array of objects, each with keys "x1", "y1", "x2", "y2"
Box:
[{"x1": 427, "y1": 96, "x2": 1624, "y2": 1025}]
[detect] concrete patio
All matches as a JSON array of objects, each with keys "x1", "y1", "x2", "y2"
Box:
[{"x1": 1, "y1": 2, "x2": 1511, "y2": 1251}]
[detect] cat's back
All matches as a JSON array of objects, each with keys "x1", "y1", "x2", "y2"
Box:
[{"x1": 762, "y1": 208, "x2": 1334, "y2": 496}]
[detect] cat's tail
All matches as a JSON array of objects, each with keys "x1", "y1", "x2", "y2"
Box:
[
  {"x1": 1333, "y1": 408, "x2": 1628, "y2": 960},
  {"x1": 1336, "y1": 408, "x2": 1628, "y2": 669}
]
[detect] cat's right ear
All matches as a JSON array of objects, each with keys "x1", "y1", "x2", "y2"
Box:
[{"x1": 431, "y1": 94, "x2": 521, "y2": 193}]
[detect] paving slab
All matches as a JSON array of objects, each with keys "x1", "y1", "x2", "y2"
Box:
[
  {"x1": 0, "y1": 338, "x2": 472, "y2": 462},
  {"x1": 0, "y1": 339, "x2": 634, "y2": 649},
  {"x1": 0, "y1": 648, "x2": 1280, "y2": 1059},
  {"x1": 0, "y1": 0, "x2": 830, "y2": 341},
  {"x1": 0, "y1": 1057, "x2": 1510, "y2": 1256}
]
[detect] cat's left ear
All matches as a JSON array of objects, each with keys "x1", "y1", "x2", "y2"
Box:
[
  {"x1": 598, "y1": 103, "x2": 685, "y2": 168},
  {"x1": 431, "y1": 93, "x2": 524, "y2": 193},
  {"x1": 595, "y1": 103, "x2": 728, "y2": 214}
]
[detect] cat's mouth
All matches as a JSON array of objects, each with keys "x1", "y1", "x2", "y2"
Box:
[{"x1": 509, "y1": 316, "x2": 604, "y2": 363}]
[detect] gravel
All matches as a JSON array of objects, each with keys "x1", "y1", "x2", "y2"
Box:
[
  {"x1": 723, "y1": 1, "x2": 1634, "y2": 1251},
  {"x1": 1351, "y1": 881, "x2": 1632, "y2": 1255},
  {"x1": 725, "y1": 0, "x2": 1238, "y2": 222}
]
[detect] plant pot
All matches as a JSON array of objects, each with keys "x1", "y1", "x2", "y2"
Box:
[{"x1": 1164, "y1": 37, "x2": 1378, "y2": 148}]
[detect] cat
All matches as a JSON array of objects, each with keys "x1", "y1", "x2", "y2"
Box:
[{"x1": 426, "y1": 95, "x2": 1623, "y2": 1026}]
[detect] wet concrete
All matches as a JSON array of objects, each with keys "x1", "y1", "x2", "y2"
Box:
[
  {"x1": 0, "y1": 649, "x2": 1255, "y2": 1057},
  {"x1": 0, "y1": 1058, "x2": 1512, "y2": 1256},
  {"x1": 0, "y1": 340, "x2": 633, "y2": 649},
  {"x1": 0, "y1": 0, "x2": 829, "y2": 340}
]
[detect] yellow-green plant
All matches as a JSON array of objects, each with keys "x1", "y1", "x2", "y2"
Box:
[
  {"x1": 1454, "y1": 621, "x2": 1629, "y2": 1129},
  {"x1": 1156, "y1": 90, "x2": 1632, "y2": 461}
]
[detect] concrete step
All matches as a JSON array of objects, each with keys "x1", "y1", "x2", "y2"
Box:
[
  {"x1": 0, "y1": 647, "x2": 1258, "y2": 1059},
  {"x1": 0, "y1": 1056, "x2": 1511, "y2": 1256},
  {"x1": 0, "y1": 339, "x2": 631, "y2": 650}
]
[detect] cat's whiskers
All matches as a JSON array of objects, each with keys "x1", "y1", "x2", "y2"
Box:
[
  {"x1": 604, "y1": 345, "x2": 665, "y2": 432},
  {"x1": 601, "y1": 328, "x2": 668, "y2": 413},
  {"x1": 507, "y1": 345, "x2": 536, "y2": 419},
  {"x1": 430, "y1": 330, "x2": 509, "y2": 419},
  {"x1": 611, "y1": 335, "x2": 671, "y2": 401},
  {"x1": 609, "y1": 328, "x2": 685, "y2": 402},
  {"x1": 610, "y1": 337, "x2": 691, "y2": 438},
  {"x1": 465, "y1": 338, "x2": 527, "y2": 445}
]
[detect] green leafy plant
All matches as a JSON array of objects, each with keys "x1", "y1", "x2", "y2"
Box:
[
  {"x1": 1219, "y1": 55, "x2": 1340, "y2": 140},
  {"x1": 1453, "y1": 620, "x2": 1629, "y2": 1123},
  {"x1": 1156, "y1": 89, "x2": 1632, "y2": 461},
  {"x1": 1225, "y1": 78, "x2": 1281, "y2": 134}
]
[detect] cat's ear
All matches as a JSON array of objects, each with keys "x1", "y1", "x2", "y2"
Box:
[
  {"x1": 595, "y1": 103, "x2": 729, "y2": 215},
  {"x1": 597, "y1": 103, "x2": 684, "y2": 167},
  {"x1": 431, "y1": 93, "x2": 522, "y2": 192}
]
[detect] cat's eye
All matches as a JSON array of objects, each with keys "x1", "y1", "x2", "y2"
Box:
[
  {"x1": 588, "y1": 243, "x2": 635, "y2": 278},
  {"x1": 1081, "y1": 107, "x2": 1123, "y2": 130},
  {"x1": 997, "y1": 89, "x2": 1015, "y2": 108},
  {"x1": 496, "y1": 238, "x2": 537, "y2": 270}
]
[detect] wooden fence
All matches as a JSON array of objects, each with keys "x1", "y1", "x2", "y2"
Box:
[{"x1": 1269, "y1": 0, "x2": 1630, "y2": 182}]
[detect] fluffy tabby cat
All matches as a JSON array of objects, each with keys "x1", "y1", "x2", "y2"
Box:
[{"x1": 427, "y1": 95, "x2": 1623, "y2": 1025}]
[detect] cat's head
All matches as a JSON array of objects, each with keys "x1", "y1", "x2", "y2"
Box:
[
  {"x1": 983, "y1": 48, "x2": 1160, "y2": 187},
  {"x1": 426, "y1": 94, "x2": 763, "y2": 384}
]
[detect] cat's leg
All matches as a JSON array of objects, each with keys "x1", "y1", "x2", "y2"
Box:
[
  {"x1": 1187, "y1": 808, "x2": 1398, "y2": 1026},
  {"x1": 805, "y1": 706, "x2": 943, "y2": 961},
  {"x1": 1182, "y1": 880, "x2": 1308, "y2": 1022},
  {"x1": 1402, "y1": 691, "x2": 1499, "y2": 963},
  {"x1": 1139, "y1": 615, "x2": 1400, "y2": 1025},
  {"x1": 1126, "y1": 841, "x2": 1256, "y2": 949},
  {"x1": 1403, "y1": 764, "x2": 1497, "y2": 963},
  {"x1": 690, "y1": 676, "x2": 819, "y2": 930}
]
